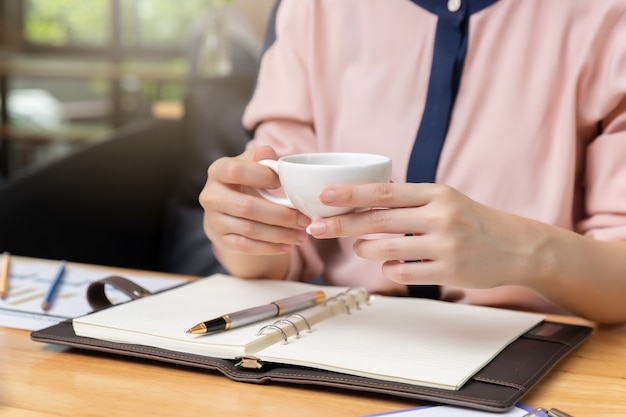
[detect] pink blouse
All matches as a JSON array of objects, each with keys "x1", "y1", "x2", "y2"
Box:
[{"x1": 242, "y1": 0, "x2": 626, "y2": 314}]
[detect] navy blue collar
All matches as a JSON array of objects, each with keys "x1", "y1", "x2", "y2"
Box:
[{"x1": 409, "y1": 0, "x2": 500, "y2": 19}]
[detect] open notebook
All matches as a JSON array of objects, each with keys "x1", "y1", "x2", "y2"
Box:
[{"x1": 70, "y1": 274, "x2": 545, "y2": 391}]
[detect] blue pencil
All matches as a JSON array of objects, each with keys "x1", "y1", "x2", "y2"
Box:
[{"x1": 41, "y1": 260, "x2": 67, "y2": 312}]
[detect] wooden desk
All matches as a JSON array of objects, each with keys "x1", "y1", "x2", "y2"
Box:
[{"x1": 1, "y1": 262, "x2": 625, "y2": 416}]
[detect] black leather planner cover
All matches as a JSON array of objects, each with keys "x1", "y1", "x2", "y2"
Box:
[{"x1": 31, "y1": 318, "x2": 591, "y2": 412}]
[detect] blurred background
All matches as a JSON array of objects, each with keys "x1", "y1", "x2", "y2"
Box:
[{"x1": 0, "y1": 0, "x2": 273, "y2": 182}]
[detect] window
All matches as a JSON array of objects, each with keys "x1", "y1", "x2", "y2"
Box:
[
  {"x1": 24, "y1": 0, "x2": 110, "y2": 48},
  {"x1": 1, "y1": 0, "x2": 232, "y2": 180}
]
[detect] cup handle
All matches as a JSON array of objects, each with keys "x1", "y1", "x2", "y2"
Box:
[{"x1": 256, "y1": 159, "x2": 296, "y2": 209}]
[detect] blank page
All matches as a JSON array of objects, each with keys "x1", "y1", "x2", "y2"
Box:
[{"x1": 256, "y1": 294, "x2": 543, "y2": 390}]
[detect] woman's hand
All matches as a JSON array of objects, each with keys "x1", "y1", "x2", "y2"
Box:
[
  {"x1": 199, "y1": 146, "x2": 310, "y2": 278},
  {"x1": 306, "y1": 182, "x2": 547, "y2": 289},
  {"x1": 307, "y1": 181, "x2": 626, "y2": 324}
]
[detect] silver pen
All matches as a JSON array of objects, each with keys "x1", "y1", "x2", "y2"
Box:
[
  {"x1": 186, "y1": 291, "x2": 326, "y2": 335},
  {"x1": 523, "y1": 407, "x2": 576, "y2": 417}
]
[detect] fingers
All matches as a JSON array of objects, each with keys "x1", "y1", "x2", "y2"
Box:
[
  {"x1": 207, "y1": 191, "x2": 309, "y2": 243},
  {"x1": 381, "y1": 259, "x2": 443, "y2": 286},
  {"x1": 308, "y1": 183, "x2": 462, "y2": 238},
  {"x1": 208, "y1": 212, "x2": 308, "y2": 255},
  {"x1": 306, "y1": 207, "x2": 426, "y2": 237},
  {"x1": 202, "y1": 182, "x2": 309, "y2": 249},
  {"x1": 252, "y1": 145, "x2": 279, "y2": 162},
  {"x1": 200, "y1": 148, "x2": 311, "y2": 255},
  {"x1": 352, "y1": 235, "x2": 438, "y2": 262},
  {"x1": 208, "y1": 148, "x2": 280, "y2": 190},
  {"x1": 319, "y1": 182, "x2": 444, "y2": 209}
]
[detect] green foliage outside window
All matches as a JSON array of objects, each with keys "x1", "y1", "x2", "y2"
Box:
[
  {"x1": 121, "y1": 0, "x2": 231, "y2": 49},
  {"x1": 24, "y1": 0, "x2": 110, "y2": 46},
  {"x1": 23, "y1": 0, "x2": 233, "y2": 49}
]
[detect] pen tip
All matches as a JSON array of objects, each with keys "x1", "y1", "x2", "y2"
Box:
[
  {"x1": 41, "y1": 301, "x2": 50, "y2": 311},
  {"x1": 187, "y1": 324, "x2": 207, "y2": 335}
]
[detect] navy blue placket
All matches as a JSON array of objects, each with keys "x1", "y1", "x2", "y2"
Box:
[
  {"x1": 406, "y1": 0, "x2": 499, "y2": 299},
  {"x1": 407, "y1": 0, "x2": 499, "y2": 183}
]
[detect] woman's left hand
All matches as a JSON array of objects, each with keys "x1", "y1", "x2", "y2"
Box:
[{"x1": 306, "y1": 182, "x2": 547, "y2": 290}]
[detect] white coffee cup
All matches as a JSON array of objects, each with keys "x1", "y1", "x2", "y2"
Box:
[{"x1": 256, "y1": 152, "x2": 392, "y2": 220}]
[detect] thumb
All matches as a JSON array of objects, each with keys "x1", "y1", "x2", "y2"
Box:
[{"x1": 253, "y1": 145, "x2": 279, "y2": 162}]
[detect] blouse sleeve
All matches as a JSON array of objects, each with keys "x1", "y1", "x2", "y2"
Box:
[
  {"x1": 242, "y1": 0, "x2": 324, "y2": 281},
  {"x1": 577, "y1": 9, "x2": 626, "y2": 241},
  {"x1": 242, "y1": 0, "x2": 319, "y2": 157}
]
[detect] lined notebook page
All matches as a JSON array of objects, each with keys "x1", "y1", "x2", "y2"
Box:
[
  {"x1": 73, "y1": 275, "x2": 349, "y2": 358},
  {"x1": 255, "y1": 294, "x2": 543, "y2": 390},
  {"x1": 73, "y1": 274, "x2": 544, "y2": 391}
]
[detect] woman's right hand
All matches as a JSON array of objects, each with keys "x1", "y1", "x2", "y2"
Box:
[{"x1": 199, "y1": 146, "x2": 310, "y2": 277}]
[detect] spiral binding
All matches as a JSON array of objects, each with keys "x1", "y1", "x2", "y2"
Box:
[
  {"x1": 236, "y1": 288, "x2": 371, "y2": 369},
  {"x1": 323, "y1": 287, "x2": 371, "y2": 314},
  {"x1": 255, "y1": 311, "x2": 315, "y2": 343},
  {"x1": 255, "y1": 288, "x2": 370, "y2": 339},
  {"x1": 256, "y1": 324, "x2": 289, "y2": 343}
]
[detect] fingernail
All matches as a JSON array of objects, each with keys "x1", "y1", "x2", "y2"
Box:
[
  {"x1": 297, "y1": 214, "x2": 311, "y2": 228},
  {"x1": 320, "y1": 188, "x2": 337, "y2": 204},
  {"x1": 306, "y1": 221, "x2": 327, "y2": 236}
]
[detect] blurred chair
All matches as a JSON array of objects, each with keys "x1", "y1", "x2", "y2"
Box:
[
  {"x1": 0, "y1": 8, "x2": 261, "y2": 275},
  {"x1": 0, "y1": 119, "x2": 183, "y2": 271},
  {"x1": 158, "y1": 73, "x2": 256, "y2": 275},
  {"x1": 0, "y1": 73, "x2": 256, "y2": 276}
]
